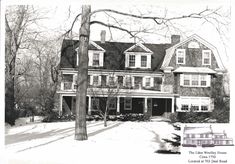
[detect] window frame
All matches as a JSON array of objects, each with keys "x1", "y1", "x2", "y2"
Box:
[
  {"x1": 202, "y1": 50, "x2": 211, "y2": 65},
  {"x1": 176, "y1": 49, "x2": 186, "y2": 64},
  {"x1": 129, "y1": 55, "x2": 135, "y2": 67},
  {"x1": 93, "y1": 75, "x2": 99, "y2": 86},
  {"x1": 92, "y1": 53, "x2": 100, "y2": 66},
  {"x1": 91, "y1": 98, "x2": 99, "y2": 110},
  {"x1": 145, "y1": 77, "x2": 151, "y2": 87},
  {"x1": 181, "y1": 74, "x2": 210, "y2": 87},
  {"x1": 141, "y1": 55, "x2": 147, "y2": 67},
  {"x1": 124, "y1": 98, "x2": 132, "y2": 110}
]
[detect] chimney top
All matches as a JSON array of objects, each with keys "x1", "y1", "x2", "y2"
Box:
[
  {"x1": 100, "y1": 30, "x2": 106, "y2": 44},
  {"x1": 171, "y1": 35, "x2": 181, "y2": 45}
]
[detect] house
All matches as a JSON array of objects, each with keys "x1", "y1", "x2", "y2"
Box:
[
  {"x1": 182, "y1": 126, "x2": 233, "y2": 147},
  {"x1": 57, "y1": 31, "x2": 225, "y2": 116}
]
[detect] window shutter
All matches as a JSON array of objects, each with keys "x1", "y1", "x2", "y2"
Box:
[
  {"x1": 98, "y1": 76, "x2": 101, "y2": 86},
  {"x1": 150, "y1": 77, "x2": 154, "y2": 87},
  {"x1": 131, "y1": 76, "x2": 134, "y2": 87},
  {"x1": 125, "y1": 54, "x2": 129, "y2": 67},
  {"x1": 207, "y1": 75, "x2": 211, "y2": 87},
  {"x1": 180, "y1": 74, "x2": 184, "y2": 86},
  {"x1": 88, "y1": 52, "x2": 92, "y2": 66},
  {"x1": 90, "y1": 76, "x2": 93, "y2": 85},
  {"x1": 142, "y1": 77, "x2": 146, "y2": 87},
  {"x1": 123, "y1": 76, "x2": 126, "y2": 86},
  {"x1": 99, "y1": 53, "x2": 104, "y2": 67}
]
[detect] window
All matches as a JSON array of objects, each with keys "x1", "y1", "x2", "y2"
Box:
[
  {"x1": 93, "y1": 76, "x2": 99, "y2": 86},
  {"x1": 118, "y1": 76, "x2": 123, "y2": 86},
  {"x1": 181, "y1": 104, "x2": 189, "y2": 111},
  {"x1": 124, "y1": 98, "x2": 132, "y2": 110},
  {"x1": 191, "y1": 134, "x2": 195, "y2": 138},
  {"x1": 200, "y1": 75, "x2": 207, "y2": 86},
  {"x1": 93, "y1": 53, "x2": 100, "y2": 66},
  {"x1": 202, "y1": 50, "x2": 211, "y2": 65},
  {"x1": 63, "y1": 74, "x2": 73, "y2": 90},
  {"x1": 145, "y1": 77, "x2": 151, "y2": 87},
  {"x1": 109, "y1": 76, "x2": 115, "y2": 86},
  {"x1": 134, "y1": 76, "x2": 142, "y2": 88},
  {"x1": 108, "y1": 99, "x2": 116, "y2": 109},
  {"x1": 129, "y1": 55, "x2": 135, "y2": 67},
  {"x1": 191, "y1": 105, "x2": 199, "y2": 111},
  {"x1": 181, "y1": 74, "x2": 210, "y2": 87},
  {"x1": 200, "y1": 134, "x2": 204, "y2": 138},
  {"x1": 192, "y1": 75, "x2": 199, "y2": 86},
  {"x1": 201, "y1": 105, "x2": 209, "y2": 111},
  {"x1": 176, "y1": 49, "x2": 185, "y2": 64},
  {"x1": 91, "y1": 98, "x2": 99, "y2": 110},
  {"x1": 125, "y1": 76, "x2": 132, "y2": 87},
  {"x1": 183, "y1": 74, "x2": 190, "y2": 86},
  {"x1": 141, "y1": 56, "x2": 147, "y2": 67}
]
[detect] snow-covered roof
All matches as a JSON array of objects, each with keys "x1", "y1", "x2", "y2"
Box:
[
  {"x1": 184, "y1": 127, "x2": 212, "y2": 134},
  {"x1": 161, "y1": 34, "x2": 225, "y2": 71},
  {"x1": 173, "y1": 67, "x2": 217, "y2": 74}
]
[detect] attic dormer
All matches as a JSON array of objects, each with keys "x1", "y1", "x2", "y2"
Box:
[
  {"x1": 124, "y1": 43, "x2": 153, "y2": 69},
  {"x1": 76, "y1": 41, "x2": 105, "y2": 67}
]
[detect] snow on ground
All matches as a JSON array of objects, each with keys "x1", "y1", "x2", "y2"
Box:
[{"x1": 5, "y1": 119, "x2": 180, "y2": 164}]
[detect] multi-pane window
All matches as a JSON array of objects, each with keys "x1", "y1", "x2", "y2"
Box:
[
  {"x1": 191, "y1": 105, "x2": 199, "y2": 111},
  {"x1": 63, "y1": 74, "x2": 73, "y2": 90},
  {"x1": 124, "y1": 98, "x2": 132, "y2": 110},
  {"x1": 141, "y1": 56, "x2": 147, "y2": 67},
  {"x1": 93, "y1": 53, "x2": 100, "y2": 66},
  {"x1": 118, "y1": 76, "x2": 123, "y2": 86},
  {"x1": 183, "y1": 74, "x2": 190, "y2": 86},
  {"x1": 145, "y1": 77, "x2": 151, "y2": 87},
  {"x1": 125, "y1": 76, "x2": 132, "y2": 87},
  {"x1": 176, "y1": 49, "x2": 185, "y2": 64},
  {"x1": 108, "y1": 98, "x2": 116, "y2": 109},
  {"x1": 201, "y1": 105, "x2": 209, "y2": 111},
  {"x1": 200, "y1": 75, "x2": 207, "y2": 86},
  {"x1": 202, "y1": 50, "x2": 211, "y2": 65},
  {"x1": 129, "y1": 55, "x2": 135, "y2": 67},
  {"x1": 91, "y1": 98, "x2": 99, "y2": 110},
  {"x1": 181, "y1": 104, "x2": 189, "y2": 111},
  {"x1": 192, "y1": 75, "x2": 199, "y2": 86},
  {"x1": 109, "y1": 76, "x2": 115, "y2": 86},
  {"x1": 93, "y1": 76, "x2": 99, "y2": 86}
]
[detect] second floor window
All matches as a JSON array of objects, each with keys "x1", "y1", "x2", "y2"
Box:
[
  {"x1": 141, "y1": 56, "x2": 147, "y2": 67},
  {"x1": 183, "y1": 74, "x2": 190, "y2": 86},
  {"x1": 93, "y1": 53, "x2": 99, "y2": 66},
  {"x1": 176, "y1": 49, "x2": 185, "y2": 64},
  {"x1": 181, "y1": 74, "x2": 210, "y2": 87},
  {"x1": 145, "y1": 77, "x2": 151, "y2": 87},
  {"x1": 129, "y1": 55, "x2": 135, "y2": 67},
  {"x1": 109, "y1": 76, "x2": 115, "y2": 86},
  {"x1": 202, "y1": 50, "x2": 211, "y2": 65},
  {"x1": 200, "y1": 75, "x2": 207, "y2": 86},
  {"x1": 125, "y1": 76, "x2": 132, "y2": 87},
  {"x1": 192, "y1": 75, "x2": 199, "y2": 86},
  {"x1": 93, "y1": 76, "x2": 99, "y2": 86}
]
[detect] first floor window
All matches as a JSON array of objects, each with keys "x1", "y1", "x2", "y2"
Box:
[
  {"x1": 108, "y1": 98, "x2": 116, "y2": 109},
  {"x1": 93, "y1": 53, "x2": 100, "y2": 66},
  {"x1": 129, "y1": 55, "x2": 135, "y2": 67},
  {"x1": 93, "y1": 76, "x2": 99, "y2": 86},
  {"x1": 91, "y1": 98, "x2": 99, "y2": 110},
  {"x1": 141, "y1": 56, "x2": 147, "y2": 67},
  {"x1": 181, "y1": 104, "x2": 189, "y2": 111},
  {"x1": 201, "y1": 105, "x2": 209, "y2": 111},
  {"x1": 124, "y1": 98, "x2": 132, "y2": 110}
]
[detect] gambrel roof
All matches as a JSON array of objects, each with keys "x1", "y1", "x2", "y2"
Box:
[{"x1": 161, "y1": 34, "x2": 225, "y2": 71}]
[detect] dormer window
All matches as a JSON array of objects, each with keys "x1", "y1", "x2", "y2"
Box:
[
  {"x1": 129, "y1": 55, "x2": 135, "y2": 67},
  {"x1": 93, "y1": 53, "x2": 100, "y2": 66},
  {"x1": 141, "y1": 56, "x2": 147, "y2": 67},
  {"x1": 202, "y1": 50, "x2": 211, "y2": 65},
  {"x1": 176, "y1": 49, "x2": 185, "y2": 64}
]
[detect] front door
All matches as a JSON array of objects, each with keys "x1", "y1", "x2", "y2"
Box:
[{"x1": 152, "y1": 98, "x2": 172, "y2": 116}]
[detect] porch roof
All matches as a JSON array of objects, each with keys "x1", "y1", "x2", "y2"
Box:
[{"x1": 173, "y1": 67, "x2": 217, "y2": 74}]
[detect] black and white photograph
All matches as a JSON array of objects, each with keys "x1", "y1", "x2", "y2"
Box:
[{"x1": 1, "y1": 0, "x2": 234, "y2": 163}]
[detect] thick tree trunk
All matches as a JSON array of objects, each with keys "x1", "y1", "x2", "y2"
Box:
[{"x1": 75, "y1": 5, "x2": 91, "y2": 140}]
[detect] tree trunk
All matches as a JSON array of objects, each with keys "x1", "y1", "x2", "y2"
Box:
[
  {"x1": 104, "y1": 108, "x2": 107, "y2": 127},
  {"x1": 75, "y1": 5, "x2": 91, "y2": 140}
]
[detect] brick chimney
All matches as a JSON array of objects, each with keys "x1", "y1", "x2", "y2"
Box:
[
  {"x1": 171, "y1": 35, "x2": 180, "y2": 45},
  {"x1": 100, "y1": 30, "x2": 106, "y2": 44}
]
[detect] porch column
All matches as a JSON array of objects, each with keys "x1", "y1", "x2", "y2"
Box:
[
  {"x1": 88, "y1": 95, "x2": 92, "y2": 115},
  {"x1": 59, "y1": 95, "x2": 63, "y2": 115},
  {"x1": 171, "y1": 97, "x2": 174, "y2": 113},
  {"x1": 144, "y1": 97, "x2": 148, "y2": 114},
  {"x1": 117, "y1": 96, "x2": 120, "y2": 114}
]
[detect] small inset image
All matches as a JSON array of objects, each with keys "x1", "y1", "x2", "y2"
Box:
[{"x1": 182, "y1": 125, "x2": 234, "y2": 147}]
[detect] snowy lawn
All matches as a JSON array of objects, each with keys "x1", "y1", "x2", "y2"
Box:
[{"x1": 5, "y1": 119, "x2": 180, "y2": 164}]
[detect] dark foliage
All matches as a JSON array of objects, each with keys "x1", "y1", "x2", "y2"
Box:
[{"x1": 155, "y1": 150, "x2": 180, "y2": 154}]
